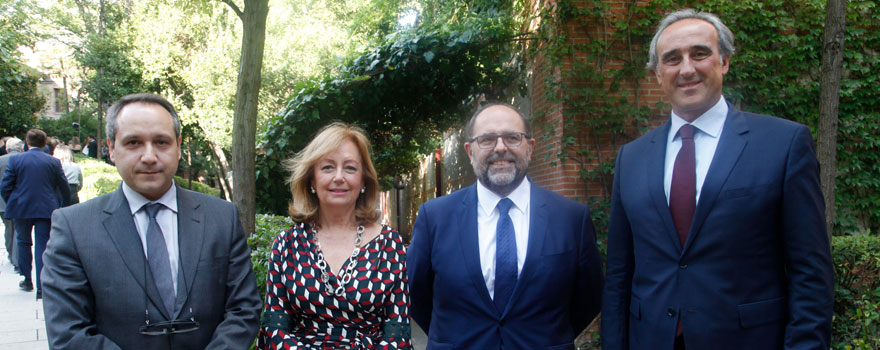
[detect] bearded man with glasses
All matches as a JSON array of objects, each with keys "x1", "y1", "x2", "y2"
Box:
[{"x1": 408, "y1": 102, "x2": 605, "y2": 349}]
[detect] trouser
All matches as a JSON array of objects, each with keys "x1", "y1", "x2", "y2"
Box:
[
  {"x1": 14, "y1": 218, "x2": 51, "y2": 290},
  {"x1": 1, "y1": 211, "x2": 15, "y2": 266},
  {"x1": 69, "y1": 184, "x2": 80, "y2": 205}
]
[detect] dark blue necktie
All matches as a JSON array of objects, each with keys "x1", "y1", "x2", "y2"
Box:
[
  {"x1": 494, "y1": 198, "x2": 517, "y2": 314},
  {"x1": 144, "y1": 203, "x2": 176, "y2": 315}
]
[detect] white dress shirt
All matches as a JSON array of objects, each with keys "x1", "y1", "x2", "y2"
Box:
[
  {"x1": 476, "y1": 178, "x2": 530, "y2": 299},
  {"x1": 664, "y1": 96, "x2": 728, "y2": 204},
  {"x1": 122, "y1": 182, "x2": 180, "y2": 294}
]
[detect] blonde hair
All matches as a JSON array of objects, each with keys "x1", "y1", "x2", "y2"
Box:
[
  {"x1": 53, "y1": 146, "x2": 76, "y2": 164},
  {"x1": 284, "y1": 122, "x2": 381, "y2": 224}
]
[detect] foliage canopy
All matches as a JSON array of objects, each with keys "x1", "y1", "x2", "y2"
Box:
[{"x1": 255, "y1": 5, "x2": 524, "y2": 215}]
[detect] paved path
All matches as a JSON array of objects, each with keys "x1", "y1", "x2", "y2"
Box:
[
  {"x1": 0, "y1": 221, "x2": 48, "y2": 350},
  {"x1": 0, "y1": 220, "x2": 425, "y2": 350}
]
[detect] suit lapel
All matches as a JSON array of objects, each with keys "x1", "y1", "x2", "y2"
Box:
[
  {"x1": 174, "y1": 187, "x2": 205, "y2": 318},
  {"x1": 502, "y1": 183, "x2": 547, "y2": 317},
  {"x1": 683, "y1": 107, "x2": 749, "y2": 254},
  {"x1": 457, "y1": 185, "x2": 495, "y2": 312},
  {"x1": 101, "y1": 188, "x2": 171, "y2": 319},
  {"x1": 647, "y1": 122, "x2": 684, "y2": 252}
]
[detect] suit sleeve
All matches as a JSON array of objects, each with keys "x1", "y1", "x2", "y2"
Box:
[
  {"x1": 601, "y1": 146, "x2": 635, "y2": 350},
  {"x1": 407, "y1": 203, "x2": 434, "y2": 332},
  {"x1": 1, "y1": 160, "x2": 16, "y2": 202},
  {"x1": 205, "y1": 204, "x2": 262, "y2": 350},
  {"x1": 42, "y1": 208, "x2": 123, "y2": 350},
  {"x1": 570, "y1": 204, "x2": 604, "y2": 334},
  {"x1": 781, "y1": 126, "x2": 833, "y2": 349}
]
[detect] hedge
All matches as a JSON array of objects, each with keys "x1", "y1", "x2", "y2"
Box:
[{"x1": 77, "y1": 154, "x2": 221, "y2": 200}]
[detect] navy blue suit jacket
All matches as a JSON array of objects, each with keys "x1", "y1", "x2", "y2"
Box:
[
  {"x1": 408, "y1": 182, "x2": 604, "y2": 349},
  {"x1": 1, "y1": 148, "x2": 70, "y2": 218},
  {"x1": 601, "y1": 106, "x2": 833, "y2": 350}
]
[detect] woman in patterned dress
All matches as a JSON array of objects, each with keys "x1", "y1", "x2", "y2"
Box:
[{"x1": 258, "y1": 122, "x2": 412, "y2": 349}]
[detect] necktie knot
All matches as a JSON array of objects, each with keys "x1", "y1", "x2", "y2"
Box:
[
  {"x1": 497, "y1": 198, "x2": 514, "y2": 215},
  {"x1": 679, "y1": 124, "x2": 695, "y2": 140},
  {"x1": 144, "y1": 203, "x2": 164, "y2": 219}
]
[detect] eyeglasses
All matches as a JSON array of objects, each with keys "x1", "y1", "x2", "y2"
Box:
[
  {"x1": 470, "y1": 132, "x2": 529, "y2": 149},
  {"x1": 140, "y1": 317, "x2": 200, "y2": 335}
]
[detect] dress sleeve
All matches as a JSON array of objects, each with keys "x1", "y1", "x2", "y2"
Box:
[
  {"x1": 373, "y1": 229, "x2": 412, "y2": 350},
  {"x1": 257, "y1": 229, "x2": 309, "y2": 349}
]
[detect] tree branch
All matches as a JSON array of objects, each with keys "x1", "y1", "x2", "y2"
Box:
[{"x1": 219, "y1": 0, "x2": 243, "y2": 20}]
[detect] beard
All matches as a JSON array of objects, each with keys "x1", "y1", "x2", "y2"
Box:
[{"x1": 472, "y1": 151, "x2": 528, "y2": 197}]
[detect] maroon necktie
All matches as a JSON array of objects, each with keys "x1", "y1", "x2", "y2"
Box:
[
  {"x1": 670, "y1": 124, "x2": 695, "y2": 338},
  {"x1": 670, "y1": 124, "x2": 696, "y2": 247}
]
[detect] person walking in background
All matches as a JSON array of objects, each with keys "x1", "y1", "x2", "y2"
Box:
[
  {"x1": 258, "y1": 122, "x2": 411, "y2": 349},
  {"x1": 407, "y1": 102, "x2": 604, "y2": 349},
  {"x1": 53, "y1": 146, "x2": 83, "y2": 205},
  {"x1": 41, "y1": 93, "x2": 261, "y2": 349},
  {"x1": 601, "y1": 9, "x2": 833, "y2": 350},
  {"x1": 85, "y1": 135, "x2": 98, "y2": 158},
  {"x1": 0, "y1": 129, "x2": 71, "y2": 299},
  {"x1": 0, "y1": 137, "x2": 24, "y2": 269}
]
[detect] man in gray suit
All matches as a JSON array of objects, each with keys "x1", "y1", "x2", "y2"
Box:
[
  {"x1": 0, "y1": 137, "x2": 23, "y2": 268},
  {"x1": 41, "y1": 93, "x2": 262, "y2": 349}
]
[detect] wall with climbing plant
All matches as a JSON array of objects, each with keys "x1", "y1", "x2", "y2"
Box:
[{"x1": 520, "y1": 0, "x2": 879, "y2": 348}]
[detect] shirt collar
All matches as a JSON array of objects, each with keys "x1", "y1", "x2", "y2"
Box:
[
  {"x1": 122, "y1": 181, "x2": 178, "y2": 215},
  {"x1": 476, "y1": 177, "x2": 531, "y2": 215},
  {"x1": 668, "y1": 95, "x2": 728, "y2": 142}
]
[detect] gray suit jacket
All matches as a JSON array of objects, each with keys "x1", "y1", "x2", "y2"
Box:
[
  {"x1": 0, "y1": 153, "x2": 13, "y2": 213},
  {"x1": 42, "y1": 185, "x2": 262, "y2": 349}
]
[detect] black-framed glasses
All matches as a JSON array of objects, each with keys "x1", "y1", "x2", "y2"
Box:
[
  {"x1": 140, "y1": 318, "x2": 200, "y2": 335},
  {"x1": 470, "y1": 132, "x2": 529, "y2": 149},
  {"x1": 140, "y1": 307, "x2": 199, "y2": 336}
]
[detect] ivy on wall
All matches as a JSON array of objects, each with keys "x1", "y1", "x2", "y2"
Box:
[{"x1": 531, "y1": 0, "x2": 879, "y2": 238}]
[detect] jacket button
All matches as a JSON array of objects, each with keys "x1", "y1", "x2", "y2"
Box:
[
  {"x1": 667, "y1": 308, "x2": 676, "y2": 317},
  {"x1": 679, "y1": 264, "x2": 688, "y2": 269}
]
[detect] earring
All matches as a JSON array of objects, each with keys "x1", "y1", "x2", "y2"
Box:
[
  {"x1": 360, "y1": 187, "x2": 365, "y2": 194},
  {"x1": 310, "y1": 186, "x2": 316, "y2": 194}
]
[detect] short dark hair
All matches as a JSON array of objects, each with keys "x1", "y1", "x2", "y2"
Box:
[
  {"x1": 105, "y1": 93, "x2": 181, "y2": 142},
  {"x1": 464, "y1": 102, "x2": 532, "y2": 141},
  {"x1": 26, "y1": 129, "x2": 47, "y2": 148}
]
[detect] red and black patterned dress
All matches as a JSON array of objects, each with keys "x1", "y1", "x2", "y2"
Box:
[{"x1": 258, "y1": 222, "x2": 412, "y2": 350}]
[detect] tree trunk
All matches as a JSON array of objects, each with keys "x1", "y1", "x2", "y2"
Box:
[
  {"x1": 818, "y1": 0, "x2": 846, "y2": 239},
  {"x1": 211, "y1": 141, "x2": 233, "y2": 201},
  {"x1": 227, "y1": 0, "x2": 269, "y2": 235}
]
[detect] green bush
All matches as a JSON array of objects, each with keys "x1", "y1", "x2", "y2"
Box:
[
  {"x1": 174, "y1": 176, "x2": 221, "y2": 198},
  {"x1": 249, "y1": 213, "x2": 294, "y2": 301},
  {"x1": 832, "y1": 234, "x2": 880, "y2": 350},
  {"x1": 77, "y1": 153, "x2": 222, "y2": 200},
  {"x1": 78, "y1": 154, "x2": 122, "y2": 201}
]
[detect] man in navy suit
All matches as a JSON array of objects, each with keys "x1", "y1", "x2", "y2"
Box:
[
  {"x1": 408, "y1": 102, "x2": 604, "y2": 349},
  {"x1": 601, "y1": 9, "x2": 833, "y2": 350},
  {"x1": 1, "y1": 129, "x2": 70, "y2": 297}
]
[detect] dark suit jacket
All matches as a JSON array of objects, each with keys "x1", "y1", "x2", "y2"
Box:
[
  {"x1": 1, "y1": 148, "x2": 70, "y2": 218},
  {"x1": 601, "y1": 106, "x2": 833, "y2": 350},
  {"x1": 408, "y1": 182, "x2": 604, "y2": 349},
  {"x1": 41, "y1": 185, "x2": 262, "y2": 349}
]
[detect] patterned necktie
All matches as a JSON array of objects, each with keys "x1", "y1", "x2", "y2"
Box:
[
  {"x1": 494, "y1": 198, "x2": 517, "y2": 314},
  {"x1": 144, "y1": 203, "x2": 176, "y2": 315},
  {"x1": 670, "y1": 124, "x2": 696, "y2": 247}
]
